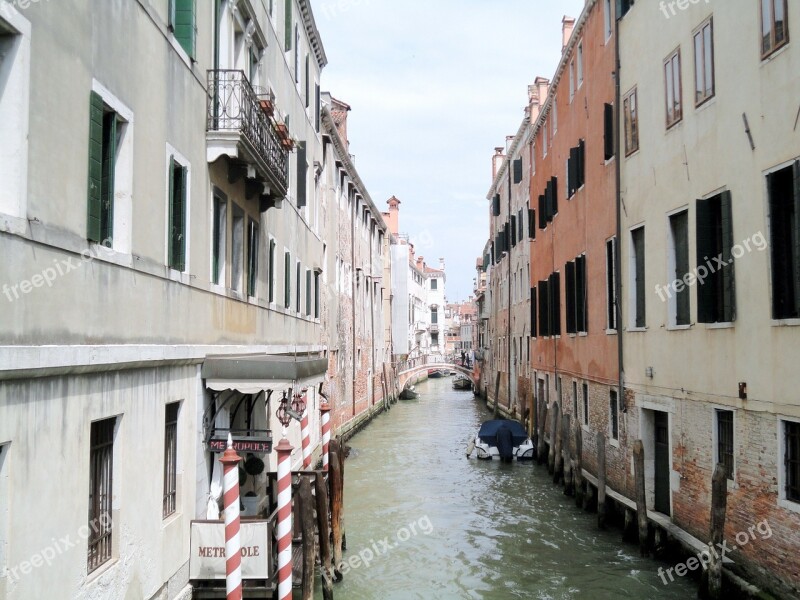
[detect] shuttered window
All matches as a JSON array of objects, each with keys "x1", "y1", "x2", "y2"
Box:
[
  {"x1": 296, "y1": 141, "x2": 308, "y2": 208},
  {"x1": 296, "y1": 261, "x2": 301, "y2": 312},
  {"x1": 538, "y1": 279, "x2": 549, "y2": 337},
  {"x1": 510, "y1": 215, "x2": 517, "y2": 247},
  {"x1": 513, "y1": 158, "x2": 523, "y2": 184},
  {"x1": 670, "y1": 210, "x2": 691, "y2": 325},
  {"x1": 538, "y1": 195, "x2": 546, "y2": 229},
  {"x1": 529, "y1": 209, "x2": 536, "y2": 240},
  {"x1": 247, "y1": 218, "x2": 259, "y2": 297},
  {"x1": 284, "y1": 0, "x2": 293, "y2": 51},
  {"x1": 492, "y1": 194, "x2": 500, "y2": 216},
  {"x1": 306, "y1": 269, "x2": 312, "y2": 316},
  {"x1": 606, "y1": 237, "x2": 617, "y2": 330},
  {"x1": 549, "y1": 272, "x2": 561, "y2": 336},
  {"x1": 582, "y1": 383, "x2": 589, "y2": 426},
  {"x1": 168, "y1": 157, "x2": 187, "y2": 272},
  {"x1": 768, "y1": 162, "x2": 800, "y2": 319},
  {"x1": 518, "y1": 209, "x2": 524, "y2": 241},
  {"x1": 697, "y1": 192, "x2": 735, "y2": 323},
  {"x1": 609, "y1": 391, "x2": 619, "y2": 440},
  {"x1": 531, "y1": 287, "x2": 537, "y2": 338},
  {"x1": 565, "y1": 261, "x2": 577, "y2": 334},
  {"x1": 785, "y1": 420, "x2": 800, "y2": 502},
  {"x1": 171, "y1": 0, "x2": 197, "y2": 59},
  {"x1": 604, "y1": 103, "x2": 615, "y2": 161},
  {"x1": 576, "y1": 255, "x2": 587, "y2": 333},
  {"x1": 632, "y1": 226, "x2": 646, "y2": 328},
  {"x1": 268, "y1": 239, "x2": 276, "y2": 303},
  {"x1": 314, "y1": 271, "x2": 320, "y2": 319},
  {"x1": 284, "y1": 251, "x2": 291, "y2": 308},
  {"x1": 212, "y1": 194, "x2": 227, "y2": 285},
  {"x1": 87, "y1": 92, "x2": 117, "y2": 245}
]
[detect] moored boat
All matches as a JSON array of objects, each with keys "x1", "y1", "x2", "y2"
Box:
[
  {"x1": 467, "y1": 419, "x2": 534, "y2": 462},
  {"x1": 399, "y1": 385, "x2": 420, "y2": 400},
  {"x1": 452, "y1": 376, "x2": 472, "y2": 390}
]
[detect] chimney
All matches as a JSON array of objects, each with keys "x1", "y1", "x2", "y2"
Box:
[
  {"x1": 416, "y1": 256, "x2": 425, "y2": 270},
  {"x1": 439, "y1": 257, "x2": 445, "y2": 272},
  {"x1": 562, "y1": 16, "x2": 576, "y2": 51},
  {"x1": 329, "y1": 96, "x2": 352, "y2": 147},
  {"x1": 385, "y1": 196, "x2": 401, "y2": 236},
  {"x1": 505, "y1": 135, "x2": 515, "y2": 155},
  {"x1": 536, "y1": 76, "x2": 551, "y2": 118},
  {"x1": 492, "y1": 147, "x2": 505, "y2": 179}
]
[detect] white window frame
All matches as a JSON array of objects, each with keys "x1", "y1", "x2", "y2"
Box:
[
  {"x1": 165, "y1": 143, "x2": 192, "y2": 279},
  {"x1": 629, "y1": 224, "x2": 646, "y2": 331},
  {"x1": 604, "y1": 0, "x2": 613, "y2": 43},
  {"x1": 577, "y1": 41, "x2": 584, "y2": 87}
]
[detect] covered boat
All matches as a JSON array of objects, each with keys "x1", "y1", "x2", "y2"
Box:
[
  {"x1": 467, "y1": 419, "x2": 534, "y2": 462},
  {"x1": 452, "y1": 376, "x2": 472, "y2": 390}
]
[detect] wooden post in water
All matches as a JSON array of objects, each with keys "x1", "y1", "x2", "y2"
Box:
[
  {"x1": 299, "y1": 476, "x2": 316, "y2": 600},
  {"x1": 706, "y1": 464, "x2": 728, "y2": 599},
  {"x1": 547, "y1": 402, "x2": 560, "y2": 475},
  {"x1": 574, "y1": 425, "x2": 583, "y2": 507},
  {"x1": 633, "y1": 439, "x2": 649, "y2": 557},
  {"x1": 329, "y1": 449, "x2": 344, "y2": 580},
  {"x1": 623, "y1": 508, "x2": 637, "y2": 542},
  {"x1": 596, "y1": 432, "x2": 607, "y2": 528},
  {"x1": 314, "y1": 472, "x2": 334, "y2": 600},
  {"x1": 562, "y1": 413, "x2": 572, "y2": 495},
  {"x1": 537, "y1": 398, "x2": 548, "y2": 464},
  {"x1": 552, "y1": 408, "x2": 564, "y2": 485}
]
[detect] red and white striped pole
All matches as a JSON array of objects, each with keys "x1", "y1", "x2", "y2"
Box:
[
  {"x1": 320, "y1": 398, "x2": 331, "y2": 472},
  {"x1": 275, "y1": 437, "x2": 294, "y2": 600},
  {"x1": 300, "y1": 396, "x2": 312, "y2": 469},
  {"x1": 220, "y1": 435, "x2": 243, "y2": 600}
]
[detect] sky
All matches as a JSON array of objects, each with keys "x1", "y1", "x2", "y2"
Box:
[{"x1": 313, "y1": 0, "x2": 586, "y2": 303}]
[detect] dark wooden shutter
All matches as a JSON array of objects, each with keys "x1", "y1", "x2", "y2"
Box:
[
  {"x1": 539, "y1": 280, "x2": 549, "y2": 336},
  {"x1": 632, "y1": 228, "x2": 645, "y2": 327},
  {"x1": 607, "y1": 238, "x2": 616, "y2": 329},
  {"x1": 578, "y1": 139, "x2": 586, "y2": 187},
  {"x1": 285, "y1": 0, "x2": 293, "y2": 51},
  {"x1": 87, "y1": 92, "x2": 104, "y2": 242},
  {"x1": 793, "y1": 161, "x2": 800, "y2": 316},
  {"x1": 531, "y1": 287, "x2": 537, "y2": 337},
  {"x1": 565, "y1": 261, "x2": 576, "y2": 334},
  {"x1": 504, "y1": 223, "x2": 510, "y2": 253},
  {"x1": 100, "y1": 111, "x2": 116, "y2": 244},
  {"x1": 529, "y1": 209, "x2": 536, "y2": 239},
  {"x1": 696, "y1": 198, "x2": 715, "y2": 322},
  {"x1": 551, "y1": 177, "x2": 559, "y2": 215},
  {"x1": 510, "y1": 216, "x2": 517, "y2": 247},
  {"x1": 315, "y1": 84, "x2": 321, "y2": 132},
  {"x1": 550, "y1": 272, "x2": 561, "y2": 335},
  {"x1": 305, "y1": 55, "x2": 310, "y2": 108},
  {"x1": 269, "y1": 239, "x2": 276, "y2": 303},
  {"x1": 719, "y1": 191, "x2": 735, "y2": 322},
  {"x1": 604, "y1": 104, "x2": 614, "y2": 160},
  {"x1": 545, "y1": 181, "x2": 553, "y2": 222},
  {"x1": 513, "y1": 158, "x2": 523, "y2": 184},
  {"x1": 576, "y1": 255, "x2": 587, "y2": 332},
  {"x1": 285, "y1": 252, "x2": 291, "y2": 308},
  {"x1": 492, "y1": 194, "x2": 501, "y2": 216},
  {"x1": 169, "y1": 160, "x2": 187, "y2": 271},
  {"x1": 539, "y1": 195, "x2": 546, "y2": 229},
  {"x1": 174, "y1": 0, "x2": 196, "y2": 58},
  {"x1": 518, "y1": 209, "x2": 524, "y2": 240},
  {"x1": 674, "y1": 212, "x2": 690, "y2": 325},
  {"x1": 296, "y1": 141, "x2": 307, "y2": 207},
  {"x1": 568, "y1": 147, "x2": 578, "y2": 197}
]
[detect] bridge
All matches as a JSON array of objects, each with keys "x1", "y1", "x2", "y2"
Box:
[{"x1": 396, "y1": 353, "x2": 477, "y2": 390}]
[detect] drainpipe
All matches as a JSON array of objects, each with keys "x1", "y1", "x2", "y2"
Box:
[
  {"x1": 507, "y1": 166, "x2": 513, "y2": 415},
  {"x1": 614, "y1": 7, "x2": 625, "y2": 412},
  {"x1": 370, "y1": 225, "x2": 376, "y2": 405},
  {"x1": 352, "y1": 191, "x2": 357, "y2": 417}
]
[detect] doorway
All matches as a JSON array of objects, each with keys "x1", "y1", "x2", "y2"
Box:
[{"x1": 654, "y1": 412, "x2": 671, "y2": 515}]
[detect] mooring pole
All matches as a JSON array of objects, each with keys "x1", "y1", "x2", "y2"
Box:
[
  {"x1": 320, "y1": 399, "x2": 331, "y2": 472},
  {"x1": 220, "y1": 435, "x2": 243, "y2": 600},
  {"x1": 275, "y1": 438, "x2": 294, "y2": 600}
]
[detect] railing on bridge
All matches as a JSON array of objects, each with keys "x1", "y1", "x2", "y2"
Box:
[{"x1": 396, "y1": 353, "x2": 474, "y2": 374}]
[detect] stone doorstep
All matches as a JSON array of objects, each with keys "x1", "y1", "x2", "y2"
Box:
[{"x1": 580, "y1": 469, "x2": 734, "y2": 565}]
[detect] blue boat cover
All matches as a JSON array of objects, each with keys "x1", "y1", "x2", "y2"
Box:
[{"x1": 477, "y1": 419, "x2": 528, "y2": 446}]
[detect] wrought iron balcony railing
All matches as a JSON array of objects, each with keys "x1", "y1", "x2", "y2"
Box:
[{"x1": 207, "y1": 69, "x2": 288, "y2": 195}]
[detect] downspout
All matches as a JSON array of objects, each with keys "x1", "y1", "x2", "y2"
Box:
[
  {"x1": 507, "y1": 166, "x2": 512, "y2": 414},
  {"x1": 213, "y1": 0, "x2": 221, "y2": 124},
  {"x1": 352, "y1": 191, "x2": 357, "y2": 417},
  {"x1": 614, "y1": 7, "x2": 625, "y2": 413},
  {"x1": 370, "y1": 225, "x2": 375, "y2": 405}
]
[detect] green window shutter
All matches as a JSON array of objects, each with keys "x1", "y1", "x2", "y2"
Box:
[
  {"x1": 719, "y1": 191, "x2": 735, "y2": 322},
  {"x1": 87, "y1": 91, "x2": 104, "y2": 242},
  {"x1": 284, "y1": 252, "x2": 291, "y2": 308},
  {"x1": 315, "y1": 84, "x2": 321, "y2": 132},
  {"x1": 632, "y1": 228, "x2": 646, "y2": 327},
  {"x1": 296, "y1": 141, "x2": 307, "y2": 207},
  {"x1": 305, "y1": 54, "x2": 310, "y2": 108},
  {"x1": 513, "y1": 158, "x2": 523, "y2": 184},
  {"x1": 174, "y1": 0, "x2": 196, "y2": 58},
  {"x1": 565, "y1": 260, "x2": 576, "y2": 334},
  {"x1": 696, "y1": 198, "x2": 716, "y2": 323},
  {"x1": 296, "y1": 262, "x2": 301, "y2": 311},
  {"x1": 545, "y1": 181, "x2": 553, "y2": 222},
  {"x1": 168, "y1": 157, "x2": 175, "y2": 267},
  {"x1": 492, "y1": 194, "x2": 500, "y2": 216},
  {"x1": 100, "y1": 111, "x2": 116, "y2": 245},
  {"x1": 269, "y1": 240, "x2": 276, "y2": 303},
  {"x1": 284, "y1": 0, "x2": 292, "y2": 51},
  {"x1": 306, "y1": 270, "x2": 311, "y2": 316}
]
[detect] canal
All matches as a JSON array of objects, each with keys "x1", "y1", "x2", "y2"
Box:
[{"x1": 322, "y1": 377, "x2": 698, "y2": 599}]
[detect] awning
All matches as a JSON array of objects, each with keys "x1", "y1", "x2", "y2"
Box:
[{"x1": 202, "y1": 354, "x2": 327, "y2": 394}]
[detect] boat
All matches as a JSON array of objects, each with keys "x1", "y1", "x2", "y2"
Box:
[
  {"x1": 452, "y1": 376, "x2": 472, "y2": 390},
  {"x1": 428, "y1": 369, "x2": 446, "y2": 378},
  {"x1": 398, "y1": 385, "x2": 420, "y2": 400},
  {"x1": 467, "y1": 419, "x2": 534, "y2": 462}
]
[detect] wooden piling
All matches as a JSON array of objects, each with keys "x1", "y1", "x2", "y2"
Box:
[
  {"x1": 536, "y1": 398, "x2": 548, "y2": 464},
  {"x1": 596, "y1": 432, "x2": 607, "y2": 529},
  {"x1": 547, "y1": 402, "x2": 560, "y2": 475},
  {"x1": 574, "y1": 425, "x2": 583, "y2": 507},
  {"x1": 633, "y1": 439, "x2": 649, "y2": 557},
  {"x1": 314, "y1": 472, "x2": 334, "y2": 600},
  {"x1": 299, "y1": 476, "x2": 316, "y2": 600},
  {"x1": 552, "y1": 408, "x2": 564, "y2": 484},
  {"x1": 706, "y1": 464, "x2": 728, "y2": 599},
  {"x1": 623, "y1": 507, "x2": 637, "y2": 542},
  {"x1": 562, "y1": 413, "x2": 572, "y2": 495},
  {"x1": 583, "y1": 482, "x2": 596, "y2": 512},
  {"x1": 329, "y1": 450, "x2": 344, "y2": 580}
]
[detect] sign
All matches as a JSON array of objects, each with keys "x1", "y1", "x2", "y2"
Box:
[
  {"x1": 190, "y1": 520, "x2": 271, "y2": 580},
  {"x1": 208, "y1": 435, "x2": 273, "y2": 454}
]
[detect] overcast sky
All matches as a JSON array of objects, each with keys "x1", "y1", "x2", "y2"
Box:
[{"x1": 314, "y1": 0, "x2": 585, "y2": 302}]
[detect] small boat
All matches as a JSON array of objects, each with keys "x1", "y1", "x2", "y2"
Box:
[
  {"x1": 452, "y1": 376, "x2": 472, "y2": 391},
  {"x1": 399, "y1": 385, "x2": 420, "y2": 400},
  {"x1": 467, "y1": 419, "x2": 534, "y2": 462},
  {"x1": 428, "y1": 369, "x2": 446, "y2": 378}
]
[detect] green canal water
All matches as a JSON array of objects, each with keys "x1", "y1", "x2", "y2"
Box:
[{"x1": 322, "y1": 377, "x2": 697, "y2": 599}]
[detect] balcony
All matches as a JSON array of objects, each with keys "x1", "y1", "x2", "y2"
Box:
[
  {"x1": 429, "y1": 323, "x2": 440, "y2": 333},
  {"x1": 207, "y1": 70, "x2": 289, "y2": 202}
]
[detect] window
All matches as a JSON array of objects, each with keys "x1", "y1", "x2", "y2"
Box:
[
  {"x1": 431, "y1": 279, "x2": 438, "y2": 290},
  {"x1": 284, "y1": 251, "x2": 291, "y2": 308},
  {"x1": 549, "y1": 272, "x2": 561, "y2": 336},
  {"x1": 761, "y1": 0, "x2": 789, "y2": 58},
  {"x1": 668, "y1": 211, "x2": 690, "y2": 325},
  {"x1": 542, "y1": 120, "x2": 548, "y2": 157},
  {"x1": 552, "y1": 98, "x2": 557, "y2": 134},
  {"x1": 296, "y1": 261, "x2": 301, "y2": 312},
  {"x1": 694, "y1": 18, "x2": 715, "y2": 105},
  {"x1": 664, "y1": 49, "x2": 682, "y2": 128},
  {"x1": 284, "y1": 0, "x2": 292, "y2": 51},
  {"x1": 518, "y1": 209, "x2": 524, "y2": 242},
  {"x1": 431, "y1": 308, "x2": 438, "y2": 324},
  {"x1": 231, "y1": 206, "x2": 245, "y2": 292},
  {"x1": 697, "y1": 192, "x2": 735, "y2": 323},
  {"x1": 784, "y1": 420, "x2": 800, "y2": 503},
  {"x1": 296, "y1": 141, "x2": 307, "y2": 207},
  {"x1": 305, "y1": 54, "x2": 310, "y2": 108},
  {"x1": 294, "y1": 25, "x2": 300, "y2": 83},
  {"x1": 577, "y1": 42, "x2": 584, "y2": 87},
  {"x1": 606, "y1": 237, "x2": 617, "y2": 330},
  {"x1": 212, "y1": 193, "x2": 227, "y2": 286},
  {"x1": 569, "y1": 60, "x2": 575, "y2": 101},
  {"x1": 163, "y1": 403, "x2": 179, "y2": 518},
  {"x1": 169, "y1": 0, "x2": 197, "y2": 59},
  {"x1": 88, "y1": 92, "x2": 125, "y2": 245},
  {"x1": 530, "y1": 286, "x2": 537, "y2": 337},
  {"x1": 567, "y1": 140, "x2": 586, "y2": 198},
  {"x1": 247, "y1": 218, "x2": 259, "y2": 297},
  {"x1": 768, "y1": 162, "x2": 800, "y2": 320},
  {"x1": 0, "y1": 443, "x2": 8, "y2": 581},
  {"x1": 623, "y1": 88, "x2": 639, "y2": 155},
  {"x1": 88, "y1": 418, "x2": 115, "y2": 573},
  {"x1": 715, "y1": 409, "x2": 734, "y2": 480},
  {"x1": 565, "y1": 256, "x2": 587, "y2": 334},
  {"x1": 268, "y1": 239, "x2": 276, "y2": 303},
  {"x1": 604, "y1": 103, "x2": 615, "y2": 161},
  {"x1": 604, "y1": 0, "x2": 613, "y2": 42},
  {"x1": 631, "y1": 227, "x2": 646, "y2": 328},
  {"x1": 582, "y1": 383, "x2": 589, "y2": 426},
  {"x1": 168, "y1": 157, "x2": 188, "y2": 271},
  {"x1": 305, "y1": 269, "x2": 312, "y2": 317},
  {"x1": 572, "y1": 381, "x2": 578, "y2": 417},
  {"x1": 314, "y1": 270, "x2": 320, "y2": 319},
  {"x1": 538, "y1": 279, "x2": 550, "y2": 337},
  {"x1": 609, "y1": 390, "x2": 619, "y2": 440}
]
